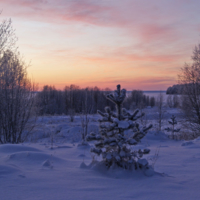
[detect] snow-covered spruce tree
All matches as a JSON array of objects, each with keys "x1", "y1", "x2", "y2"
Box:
[
  {"x1": 86, "y1": 85, "x2": 152, "y2": 170},
  {"x1": 165, "y1": 115, "x2": 180, "y2": 139}
]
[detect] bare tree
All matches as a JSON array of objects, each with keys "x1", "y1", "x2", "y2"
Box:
[
  {"x1": 150, "y1": 96, "x2": 155, "y2": 107},
  {"x1": 68, "y1": 108, "x2": 75, "y2": 122},
  {"x1": 0, "y1": 50, "x2": 37, "y2": 143},
  {"x1": 178, "y1": 44, "x2": 200, "y2": 133},
  {"x1": 167, "y1": 95, "x2": 173, "y2": 108},
  {"x1": 80, "y1": 89, "x2": 93, "y2": 144},
  {"x1": 37, "y1": 85, "x2": 65, "y2": 115},
  {"x1": 156, "y1": 92, "x2": 165, "y2": 132},
  {"x1": 167, "y1": 95, "x2": 179, "y2": 108},
  {"x1": 0, "y1": 18, "x2": 16, "y2": 53}
]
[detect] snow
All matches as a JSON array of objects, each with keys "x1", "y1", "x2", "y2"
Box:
[
  {"x1": 1, "y1": 114, "x2": 200, "y2": 200},
  {"x1": 181, "y1": 141, "x2": 194, "y2": 146},
  {"x1": 118, "y1": 121, "x2": 129, "y2": 129},
  {"x1": 137, "y1": 158, "x2": 148, "y2": 167}
]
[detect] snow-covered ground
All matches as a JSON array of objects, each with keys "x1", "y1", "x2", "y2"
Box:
[{"x1": 1, "y1": 109, "x2": 200, "y2": 200}]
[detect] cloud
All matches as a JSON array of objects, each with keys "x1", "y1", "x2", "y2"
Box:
[
  {"x1": 82, "y1": 45, "x2": 183, "y2": 63},
  {"x1": 0, "y1": 0, "x2": 111, "y2": 24},
  {"x1": 1, "y1": 0, "x2": 196, "y2": 43},
  {"x1": 61, "y1": 0, "x2": 111, "y2": 24},
  {"x1": 138, "y1": 24, "x2": 178, "y2": 43},
  {"x1": 74, "y1": 75, "x2": 176, "y2": 90}
]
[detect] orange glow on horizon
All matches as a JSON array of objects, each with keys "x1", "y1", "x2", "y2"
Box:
[{"x1": 1, "y1": 0, "x2": 199, "y2": 91}]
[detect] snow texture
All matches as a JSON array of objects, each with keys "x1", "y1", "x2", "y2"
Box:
[{"x1": 0, "y1": 111, "x2": 200, "y2": 200}]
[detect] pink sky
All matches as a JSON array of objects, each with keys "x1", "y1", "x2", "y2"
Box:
[{"x1": 0, "y1": 0, "x2": 200, "y2": 90}]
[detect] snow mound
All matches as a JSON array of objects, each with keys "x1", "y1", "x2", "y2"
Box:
[
  {"x1": 80, "y1": 162, "x2": 88, "y2": 169},
  {"x1": 77, "y1": 142, "x2": 91, "y2": 149},
  {"x1": 62, "y1": 126, "x2": 82, "y2": 136},
  {"x1": 42, "y1": 159, "x2": 53, "y2": 168},
  {"x1": 56, "y1": 145, "x2": 73, "y2": 149},
  {"x1": 137, "y1": 159, "x2": 148, "y2": 168},
  {"x1": 82, "y1": 160, "x2": 156, "y2": 179},
  {"x1": 0, "y1": 164, "x2": 20, "y2": 175},
  {"x1": 60, "y1": 126, "x2": 82, "y2": 142},
  {"x1": 144, "y1": 166, "x2": 155, "y2": 177},
  {"x1": 145, "y1": 131, "x2": 168, "y2": 141},
  {"x1": 7, "y1": 151, "x2": 64, "y2": 167},
  {"x1": 0, "y1": 144, "x2": 41, "y2": 153},
  {"x1": 78, "y1": 154, "x2": 86, "y2": 157},
  {"x1": 195, "y1": 137, "x2": 200, "y2": 141},
  {"x1": 181, "y1": 141, "x2": 194, "y2": 146}
]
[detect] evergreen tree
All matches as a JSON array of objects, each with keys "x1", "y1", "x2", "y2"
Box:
[
  {"x1": 165, "y1": 115, "x2": 180, "y2": 139},
  {"x1": 86, "y1": 85, "x2": 152, "y2": 169}
]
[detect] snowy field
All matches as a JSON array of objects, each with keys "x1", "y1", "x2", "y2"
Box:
[{"x1": 1, "y1": 109, "x2": 200, "y2": 200}]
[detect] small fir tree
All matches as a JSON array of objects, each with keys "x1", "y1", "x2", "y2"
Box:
[
  {"x1": 165, "y1": 115, "x2": 180, "y2": 139},
  {"x1": 86, "y1": 85, "x2": 152, "y2": 170}
]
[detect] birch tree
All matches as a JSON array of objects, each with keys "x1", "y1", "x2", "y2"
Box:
[
  {"x1": 0, "y1": 19, "x2": 37, "y2": 143},
  {"x1": 179, "y1": 44, "x2": 200, "y2": 133}
]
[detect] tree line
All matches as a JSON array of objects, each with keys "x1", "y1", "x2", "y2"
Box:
[
  {"x1": 36, "y1": 86, "x2": 156, "y2": 116},
  {"x1": 166, "y1": 84, "x2": 185, "y2": 94}
]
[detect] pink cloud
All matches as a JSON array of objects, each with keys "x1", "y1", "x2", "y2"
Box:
[
  {"x1": 75, "y1": 75, "x2": 176, "y2": 90},
  {"x1": 138, "y1": 24, "x2": 177, "y2": 43},
  {"x1": 81, "y1": 43, "x2": 183, "y2": 63},
  {"x1": 0, "y1": 0, "x2": 191, "y2": 44},
  {"x1": 82, "y1": 53, "x2": 182, "y2": 63},
  {"x1": 0, "y1": 0, "x2": 111, "y2": 25},
  {"x1": 62, "y1": 0, "x2": 110, "y2": 24},
  {"x1": 126, "y1": 54, "x2": 181, "y2": 62}
]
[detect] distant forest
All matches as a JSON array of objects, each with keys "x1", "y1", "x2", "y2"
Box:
[
  {"x1": 166, "y1": 84, "x2": 185, "y2": 94},
  {"x1": 36, "y1": 85, "x2": 156, "y2": 116}
]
